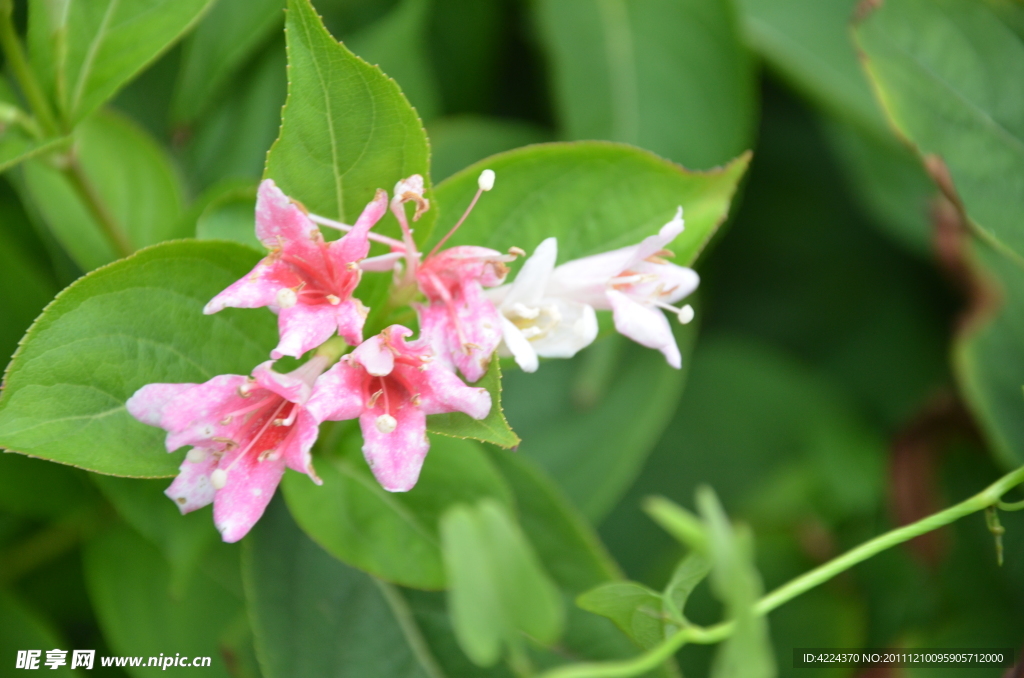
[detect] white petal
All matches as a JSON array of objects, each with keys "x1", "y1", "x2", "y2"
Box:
[
  {"x1": 632, "y1": 260, "x2": 700, "y2": 305},
  {"x1": 531, "y1": 298, "x2": 598, "y2": 359},
  {"x1": 361, "y1": 251, "x2": 405, "y2": 272},
  {"x1": 499, "y1": 315, "x2": 539, "y2": 372},
  {"x1": 607, "y1": 290, "x2": 681, "y2": 369},
  {"x1": 504, "y1": 237, "x2": 557, "y2": 308},
  {"x1": 628, "y1": 207, "x2": 684, "y2": 267}
]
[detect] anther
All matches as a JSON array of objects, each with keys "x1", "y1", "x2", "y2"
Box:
[
  {"x1": 508, "y1": 246, "x2": 525, "y2": 257},
  {"x1": 375, "y1": 414, "x2": 398, "y2": 434},
  {"x1": 326, "y1": 294, "x2": 341, "y2": 305},
  {"x1": 678, "y1": 304, "x2": 695, "y2": 324},
  {"x1": 478, "y1": 169, "x2": 495, "y2": 191},
  {"x1": 211, "y1": 469, "x2": 228, "y2": 489}
]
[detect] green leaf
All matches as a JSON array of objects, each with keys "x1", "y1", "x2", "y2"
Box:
[
  {"x1": 427, "y1": 357, "x2": 519, "y2": 449},
  {"x1": 534, "y1": 0, "x2": 755, "y2": 168},
  {"x1": 282, "y1": 435, "x2": 512, "y2": 589},
  {"x1": 347, "y1": 0, "x2": 441, "y2": 122},
  {"x1": 854, "y1": 0, "x2": 1024, "y2": 262},
  {"x1": 431, "y1": 142, "x2": 750, "y2": 266},
  {"x1": 695, "y1": 487, "x2": 775, "y2": 678},
  {"x1": 0, "y1": 240, "x2": 278, "y2": 477},
  {"x1": 0, "y1": 591, "x2": 78, "y2": 676},
  {"x1": 91, "y1": 475, "x2": 217, "y2": 596},
  {"x1": 266, "y1": 0, "x2": 433, "y2": 242},
  {"x1": 955, "y1": 239, "x2": 1024, "y2": 468},
  {"x1": 0, "y1": 75, "x2": 68, "y2": 173},
  {"x1": 27, "y1": 0, "x2": 215, "y2": 125},
  {"x1": 736, "y1": 0, "x2": 885, "y2": 134},
  {"x1": 441, "y1": 499, "x2": 564, "y2": 667},
  {"x1": 243, "y1": 496, "x2": 443, "y2": 678},
  {"x1": 662, "y1": 553, "x2": 713, "y2": 619},
  {"x1": 643, "y1": 497, "x2": 709, "y2": 555},
  {"x1": 503, "y1": 325, "x2": 694, "y2": 521},
  {"x1": 427, "y1": 115, "x2": 552, "y2": 182},
  {"x1": 576, "y1": 581, "x2": 666, "y2": 650},
  {"x1": 83, "y1": 525, "x2": 242, "y2": 678},
  {"x1": 171, "y1": 0, "x2": 284, "y2": 123},
  {"x1": 22, "y1": 109, "x2": 187, "y2": 271}
]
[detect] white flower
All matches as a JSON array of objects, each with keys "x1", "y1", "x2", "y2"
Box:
[
  {"x1": 546, "y1": 208, "x2": 698, "y2": 369},
  {"x1": 487, "y1": 238, "x2": 598, "y2": 372}
]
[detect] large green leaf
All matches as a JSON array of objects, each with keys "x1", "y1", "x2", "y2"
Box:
[
  {"x1": 955, "y1": 239, "x2": 1024, "y2": 468},
  {"x1": 171, "y1": 0, "x2": 284, "y2": 123},
  {"x1": 282, "y1": 435, "x2": 513, "y2": 589},
  {"x1": 243, "y1": 496, "x2": 442, "y2": 678},
  {"x1": 83, "y1": 525, "x2": 242, "y2": 678},
  {"x1": 535, "y1": 0, "x2": 755, "y2": 169},
  {"x1": 441, "y1": 499, "x2": 564, "y2": 667},
  {"x1": 854, "y1": 0, "x2": 1024, "y2": 261},
  {"x1": 27, "y1": 0, "x2": 215, "y2": 125},
  {"x1": 431, "y1": 142, "x2": 749, "y2": 264},
  {"x1": 266, "y1": 0, "x2": 433, "y2": 241},
  {"x1": 22, "y1": 109, "x2": 187, "y2": 271},
  {"x1": 0, "y1": 240, "x2": 278, "y2": 477}
]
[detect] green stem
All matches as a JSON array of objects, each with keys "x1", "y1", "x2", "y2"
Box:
[
  {"x1": 538, "y1": 465, "x2": 1024, "y2": 678},
  {"x1": 63, "y1": 158, "x2": 134, "y2": 258},
  {"x1": 0, "y1": 0, "x2": 59, "y2": 136},
  {"x1": 999, "y1": 498, "x2": 1024, "y2": 511}
]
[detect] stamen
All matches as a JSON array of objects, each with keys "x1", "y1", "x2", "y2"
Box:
[
  {"x1": 375, "y1": 414, "x2": 398, "y2": 434},
  {"x1": 678, "y1": 304, "x2": 695, "y2": 324},
  {"x1": 307, "y1": 213, "x2": 406, "y2": 249},
  {"x1": 187, "y1": 449, "x2": 207, "y2": 463},
  {"x1": 276, "y1": 287, "x2": 298, "y2": 309},
  {"x1": 212, "y1": 437, "x2": 238, "y2": 450},
  {"x1": 211, "y1": 468, "x2": 228, "y2": 489},
  {"x1": 326, "y1": 294, "x2": 341, "y2": 305},
  {"x1": 427, "y1": 169, "x2": 495, "y2": 258}
]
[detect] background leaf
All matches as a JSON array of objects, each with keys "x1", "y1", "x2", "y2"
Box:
[
  {"x1": 28, "y1": 0, "x2": 215, "y2": 125},
  {"x1": 243, "y1": 495, "x2": 443, "y2": 678},
  {"x1": 427, "y1": 116, "x2": 551, "y2": 182},
  {"x1": 282, "y1": 435, "x2": 512, "y2": 589},
  {"x1": 0, "y1": 591, "x2": 79, "y2": 676},
  {"x1": 855, "y1": 0, "x2": 1024, "y2": 261},
  {"x1": 21, "y1": 109, "x2": 187, "y2": 271},
  {"x1": 535, "y1": 0, "x2": 755, "y2": 169},
  {"x1": 265, "y1": 0, "x2": 433, "y2": 241},
  {"x1": 0, "y1": 241, "x2": 278, "y2": 477}
]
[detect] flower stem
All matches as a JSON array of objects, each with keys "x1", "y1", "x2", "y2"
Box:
[
  {"x1": 537, "y1": 464, "x2": 1024, "y2": 678},
  {"x1": 0, "y1": 0, "x2": 60, "y2": 136},
  {"x1": 63, "y1": 157, "x2": 134, "y2": 258}
]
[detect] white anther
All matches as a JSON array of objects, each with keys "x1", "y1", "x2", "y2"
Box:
[
  {"x1": 478, "y1": 169, "x2": 495, "y2": 192},
  {"x1": 187, "y1": 448, "x2": 207, "y2": 463},
  {"x1": 276, "y1": 287, "x2": 298, "y2": 309},
  {"x1": 375, "y1": 414, "x2": 398, "y2": 434},
  {"x1": 678, "y1": 304, "x2": 695, "y2": 324},
  {"x1": 211, "y1": 468, "x2": 228, "y2": 490}
]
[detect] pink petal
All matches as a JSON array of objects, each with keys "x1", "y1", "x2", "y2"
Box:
[
  {"x1": 126, "y1": 383, "x2": 196, "y2": 427},
  {"x1": 161, "y1": 375, "x2": 250, "y2": 452},
  {"x1": 352, "y1": 334, "x2": 394, "y2": 376},
  {"x1": 451, "y1": 283, "x2": 503, "y2": 382},
  {"x1": 361, "y1": 251, "x2": 405, "y2": 272},
  {"x1": 359, "y1": 406, "x2": 429, "y2": 492},
  {"x1": 280, "y1": 409, "x2": 323, "y2": 484},
  {"x1": 415, "y1": 303, "x2": 455, "y2": 373},
  {"x1": 632, "y1": 261, "x2": 699, "y2": 305},
  {"x1": 335, "y1": 299, "x2": 367, "y2": 347},
  {"x1": 399, "y1": 361, "x2": 491, "y2": 419},
  {"x1": 305, "y1": 360, "x2": 366, "y2": 423},
  {"x1": 273, "y1": 303, "x2": 340, "y2": 359},
  {"x1": 333, "y1": 189, "x2": 388, "y2": 264},
  {"x1": 607, "y1": 290, "x2": 681, "y2": 369},
  {"x1": 165, "y1": 451, "x2": 218, "y2": 513},
  {"x1": 212, "y1": 453, "x2": 287, "y2": 543},
  {"x1": 254, "y1": 179, "x2": 321, "y2": 262},
  {"x1": 204, "y1": 259, "x2": 299, "y2": 315},
  {"x1": 251, "y1": 360, "x2": 312, "y2": 404}
]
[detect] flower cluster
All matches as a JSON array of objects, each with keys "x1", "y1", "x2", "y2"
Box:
[{"x1": 128, "y1": 173, "x2": 699, "y2": 542}]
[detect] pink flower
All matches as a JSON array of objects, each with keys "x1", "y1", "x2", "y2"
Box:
[
  {"x1": 547, "y1": 208, "x2": 698, "y2": 368},
  {"x1": 126, "y1": 357, "x2": 329, "y2": 542},
  {"x1": 306, "y1": 326, "x2": 491, "y2": 492},
  {"x1": 362, "y1": 172, "x2": 517, "y2": 382},
  {"x1": 204, "y1": 179, "x2": 388, "y2": 359}
]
